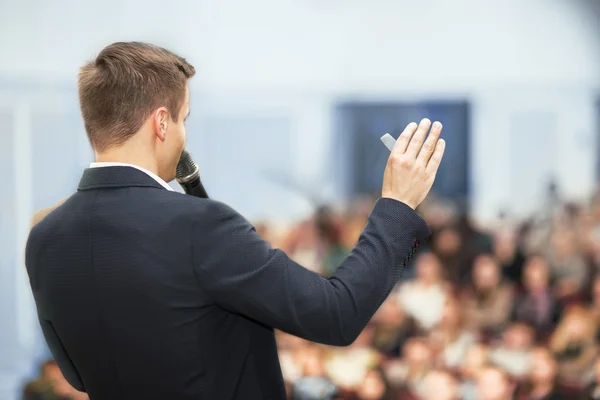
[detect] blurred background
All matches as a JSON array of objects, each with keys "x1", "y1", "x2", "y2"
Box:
[{"x1": 2, "y1": 0, "x2": 600, "y2": 399}]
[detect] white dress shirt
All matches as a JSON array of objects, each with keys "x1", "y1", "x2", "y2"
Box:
[{"x1": 89, "y1": 162, "x2": 174, "y2": 191}]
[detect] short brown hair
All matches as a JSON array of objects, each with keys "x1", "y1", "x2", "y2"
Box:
[{"x1": 78, "y1": 42, "x2": 195, "y2": 152}]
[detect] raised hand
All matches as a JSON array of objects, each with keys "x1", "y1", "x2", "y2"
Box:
[{"x1": 381, "y1": 118, "x2": 446, "y2": 209}]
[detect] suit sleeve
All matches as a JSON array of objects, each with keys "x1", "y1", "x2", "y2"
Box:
[
  {"x1": 192, "y1": 198, "x2": 430, "y2": 346},
  {"x1": 39, "y1": 319, "x2": 86, "y2": 392}
]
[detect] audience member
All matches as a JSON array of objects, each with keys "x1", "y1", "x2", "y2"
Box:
[
  {"x1": 550, "y1": 305, "x2": 598, "y2": 388},
  {"x1": 23, "y1": 360, "x2": 88, "y2": 400},
  {"x1": 428, "y1": 293, "x2": 475, "y2": 369},
  {"x1": 421, "y1": 369, "x2": 461, "y2": 400},
  {"x1": 513, "y1": 255, "x2": 559, "y2": 338},
  {"x1": 462, "y1": 254, "x2": 515, "y2": 337},
  {"x1": 459, "y1": 343, "x2": 489, "y2": 400},
  {"x1": 396, "y1": 252, "x2": 448, "y2": 331},
  {"x1": 488, "y1": 322, "x2": 534, "y2": 378},
  {"x1": 515, "y1": 346, "x2": 569, "y2": 400},
  {"x1": 548, "y1": 228, "x2": 588, "y2": 299},
  {"x1": 476, "y1": 365, "x2": 515, "y2": 400}
]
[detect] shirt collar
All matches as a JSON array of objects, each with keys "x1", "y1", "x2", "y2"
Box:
[{"x1": 89, "y1": 162, "x2": 174, "y2": 191}]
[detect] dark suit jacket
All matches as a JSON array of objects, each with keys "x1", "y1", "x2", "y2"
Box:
[{"x1": 25, "y1": 166, "x2": 430, "y2": 400}]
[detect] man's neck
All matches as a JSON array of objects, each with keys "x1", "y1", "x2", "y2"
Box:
[{"x1": 95, "y1": 150, "x2": 160, "y2": 178}]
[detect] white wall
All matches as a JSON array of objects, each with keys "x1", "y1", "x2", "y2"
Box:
[
  {"x1": 472, "y1": 86, "x2": 599, "y2": 221},
  {"x1": 2, "y1": 0, "x2": 599, "y2": 89},
  {"x1": 2, "y1": 0, "x2": 598, "y2": 221},
  {"x1": 0, "y1": 0, "x2": 599, "y2": 398}
]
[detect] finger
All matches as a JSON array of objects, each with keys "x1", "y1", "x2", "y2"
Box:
[
  {"x1": 392, "y1": 122, "x2": 418, "y2": 154},
  {"x1": 425, "y1": 138, "x2": 446, "y2": 174},
  {"x1": 405, "y1": 118, "x2": 431, "y2": 159},
  {"x1": 417, "y1": 121, "x2": 443, "y2": 164}
]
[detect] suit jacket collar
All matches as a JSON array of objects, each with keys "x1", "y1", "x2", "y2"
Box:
[{"x1": 78, "y1": 166, "x2": 167, "y2": 191}]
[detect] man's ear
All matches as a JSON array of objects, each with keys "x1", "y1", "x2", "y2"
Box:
[{"x1": 153, "y1": 107, "x2": 169, "y2": 141}]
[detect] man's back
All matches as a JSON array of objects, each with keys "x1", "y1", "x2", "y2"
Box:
[
  {"x1": 26, "y1": 167, "x2": 287, "y2": 399},
  {"x1": 27, "y1": 163, "x2": 432, "y2": 400}
]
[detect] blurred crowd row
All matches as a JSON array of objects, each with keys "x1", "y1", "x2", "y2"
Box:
[{"x1": 23, "y1": 191, "x2": 600, "y2": 400}]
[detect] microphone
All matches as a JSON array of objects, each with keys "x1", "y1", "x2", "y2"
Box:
[{"x1": 176, "y1": 150, "x2": 209, "y2": 198}]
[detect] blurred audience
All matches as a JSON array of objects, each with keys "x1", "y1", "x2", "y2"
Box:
[
  {"x1": 23, "y1": 360, "x2": 88, "y2": 400},
  {"x1": 25, "y1": 193, "x2": 600, "y2": 399}
]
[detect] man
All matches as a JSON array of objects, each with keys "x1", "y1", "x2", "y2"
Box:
[{"x1": 26, "y1": 41, "x2": 445, "y2": 400}]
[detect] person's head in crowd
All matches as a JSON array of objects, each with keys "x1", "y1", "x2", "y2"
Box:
[
  {"x1": 40, "y1": 359, "x2": 58, "y2": 379},
  {"x1": 415, "y1": 252, "x2": 443, "y2": 286},
  {"x1": 428, "y1": 292, "x2": 477, "y2": 369},
  {"x1": 502, "y1": 322, "x2": 534, "y2": 351},
  {"x1": 403, "y1": 337, "x2": 432, "y2": 364},
  {"x1": 472, "y1": 253, "x2": 502, "y2": 292},
  {"x1": 522, "y1": 254, "x2": 550, "y2": 293},
  {"x1": 402, "y1": 337, "x2": 433, "y2": 380},
  {"x1": 421, "y1": 369, "x2": 460, "y2": 400},
  {"x1": 476, "y1": 365, "x2": 514, "y2": 400},
  {"x1": 460, "y1": 344, "x2": 489, "y2": 380},
  {"x1": 40, "y1": 359, "x2": 78, "y2": 399},
  {"x1": 488, "y1": 323, "x2": 535, "y2": 378},
  {"x1": 354, "y1": 368, "x2": 392, "y2": 400},
  {"x1": 341, "y1": 197, "x2": 373, "y2": 248},
  {"x1": 528, "y1": 347, "x2": 560, "y2": 391},
  {"x1": 549, "y1": 225, "x2": 588, "y2": 298},
  {"x1": 550, "y1": 305, "x2": 596, "y2": 357},
  {"x1": 22, "y1": 380, "x2": 53, "y2": 400},
  {"x1": 493, "y1": 229, "x2": 517, "y2": 265},
  {"x1": 419, "y1": 198, "x2": 458, "y2": 231},
  {"x1": 314, "y1": 205, "x2": 346, "y2": 249},
  {"x1": 439, "y1": 293, "x2": 463, "y2": 330},
  {"x1": 432, "y1": 226, "x2": 462, "y2": 258},
  {"x1": 372, "y1": 294, "x2": 405, "y2": 327},
  {"x1": 550, "y1": 227, "x2": 579, "y2": 260},
  {"x1": 254, "y1": 221, "x2": 276, "y2": 247},
  {"x1": 342, "y1": 215, "x2": 367, "y2": 249},
  {"x1": 429, "y1": 293, "x2": 465, "y2": 352}
]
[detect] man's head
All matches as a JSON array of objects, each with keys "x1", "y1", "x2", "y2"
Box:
[
  {"x1": 78, "y1": 42, "x2": 195, "y2": 181},
  {"x1": 415, "y1": 251, "x2": 442, "y2": 284},
  {"x1": 523, "y1": 254, "x2": 549, "y2": 292}
]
